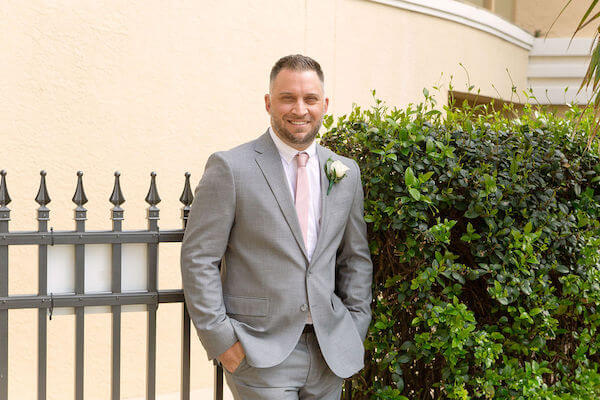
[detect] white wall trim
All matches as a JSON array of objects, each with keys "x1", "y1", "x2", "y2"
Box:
[
  {"x1": 527, "y1": 38, "x2": 594, "y2": 104},
  {"x1": 528, "y1": 87, "x2": 594, "y2": 105},
  {"x1": 527, "y1": 63, "x2": 587, "y2": 79},
  {"x1": 529, "y1": 38, "x2": 596, "y2": 56},
  {"x1": 365, "y1": 0, "x2": 534, "y2": 50}
]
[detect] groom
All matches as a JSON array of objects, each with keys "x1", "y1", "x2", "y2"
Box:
[{"x1": 181, "y1": 54, "x2": 372, "y2": 399}]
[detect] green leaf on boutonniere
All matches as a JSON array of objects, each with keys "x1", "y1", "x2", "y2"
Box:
[{"x1": 327, "y1": 180, "x2": 335, "y2": 195}]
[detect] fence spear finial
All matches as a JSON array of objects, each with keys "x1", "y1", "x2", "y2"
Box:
[
  {"x1": 110, "y1": 171, "x2": 126, "y2": 208},
  {"x1": 35, "y1": 170, "x2": 51, "y2": 207},
  {"x1": 179, "y1": 172, "x2": 194, "y2": 207},
  {"x1": 72, "y1": 171, "x2": 88, "y2": 208},
  {"x1": 0, "y1": 170, "x2": 10, "y2": 207},
  {"x1": 145, "y1": 171, "x2": 161, "y2": 207}
]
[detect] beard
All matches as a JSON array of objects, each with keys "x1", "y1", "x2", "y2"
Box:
[{"x1": 270, "y1": 115, "x2": 323, "y2": 148}]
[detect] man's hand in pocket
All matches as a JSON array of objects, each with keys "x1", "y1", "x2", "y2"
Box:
[{"x1": 218, "y1": 341, "x2": 246, "y2": 373}]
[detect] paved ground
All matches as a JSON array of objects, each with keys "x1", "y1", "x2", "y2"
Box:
[{"x1": 126, "y1": 386, "x2": 234, "y2": 400}]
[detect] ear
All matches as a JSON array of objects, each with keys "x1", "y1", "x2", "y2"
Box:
[
  {"x1": 323, "y1": 97, "x2": 329, "y2": 113},
  {"x1": 264, "y1": 94, "x2": 271, "y2": 113}
]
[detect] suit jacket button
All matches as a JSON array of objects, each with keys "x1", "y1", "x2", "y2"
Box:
[{"x1": 300, "y1": 304, "x2": 308, "y2": 312}]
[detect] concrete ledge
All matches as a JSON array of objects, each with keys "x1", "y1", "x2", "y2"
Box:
[
  {"x1": 528, "y1": 38, "x2": 595, "y2": 104},
  {"x1": 527, "y1": 63, "x2": 587, "y2": 79},
  {"x1": 365, "y1": 0, "x2": 534, "y2": 49},
  {"x1": 530, "y1": 38, "x2": 596, "y2": 56},
  {"x1": 125, "y1": 387, "x2": 234, "y2": 400}
]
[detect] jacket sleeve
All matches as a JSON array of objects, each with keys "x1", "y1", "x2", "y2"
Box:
[
  {"x1": 181, "y1": 152, "x2": 238, "y2": 360},
  {"x1": 335, "y1": 160, "x2": 373, "y2": 341}
]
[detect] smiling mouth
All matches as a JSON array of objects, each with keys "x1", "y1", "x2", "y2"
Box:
[{"x1": 288, "y1": 120, "x2": 310, "y2": 126}]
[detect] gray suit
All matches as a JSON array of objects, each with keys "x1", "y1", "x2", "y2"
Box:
[{"x1": 181, "y1": 131, "x2": 372, "y2": 380}]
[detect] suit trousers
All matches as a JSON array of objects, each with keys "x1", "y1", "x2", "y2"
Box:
[{"x1": 223, "y1": 331, "x2": 344, "y2": 400}]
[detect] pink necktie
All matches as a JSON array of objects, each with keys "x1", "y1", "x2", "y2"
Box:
[{"x1": 295, "y1": 152, "x2": 310, "y2": 249}]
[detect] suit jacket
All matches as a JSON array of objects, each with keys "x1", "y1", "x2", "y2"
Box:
[{"x1": 180, "y1": 130, "x2": 373, "y2": 378}]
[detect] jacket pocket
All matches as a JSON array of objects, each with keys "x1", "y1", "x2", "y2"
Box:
[
  {"x1": 330, "y1": 292, "x2": 345, "y2": 311},
  {"x1": 224, "y1": 295, "x2": 269, "y2": 317}
]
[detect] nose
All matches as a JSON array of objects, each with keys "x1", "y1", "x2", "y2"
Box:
[{"x1": 291, "y1": 99, "x2": 308, "y2": 116}]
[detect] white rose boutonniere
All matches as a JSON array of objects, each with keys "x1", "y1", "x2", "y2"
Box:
[{"x1": 324, "y1": 158, "x2": 350, "y2": 195}]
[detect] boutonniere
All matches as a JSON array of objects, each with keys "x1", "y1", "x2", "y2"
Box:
[{"x1": 324, "y1": 158, "x2": 350, "y2": 195}]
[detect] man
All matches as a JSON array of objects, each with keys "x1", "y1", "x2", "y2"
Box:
[{"x1": 181, "y1": 54, "x2": 372, "y2": 400}]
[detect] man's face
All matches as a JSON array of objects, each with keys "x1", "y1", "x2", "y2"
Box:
[{"x1": 265, "y1": 68, "x2": 329, "y2": 150}]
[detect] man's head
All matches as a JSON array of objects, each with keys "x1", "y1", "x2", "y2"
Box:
[{"x1": 265, "y1": 54, "x2": 329, "y2": 151}]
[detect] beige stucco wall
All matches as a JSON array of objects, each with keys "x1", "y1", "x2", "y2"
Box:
[
  {"x1": 1, "y1": 0, "x2": 529, "y2": 398},
  {"x1": 514, "y1": 0, "x2": 597, "y2": 38}
]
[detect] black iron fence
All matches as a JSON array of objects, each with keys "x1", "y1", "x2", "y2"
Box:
[
  {"x1": 0, "y1": 169, "x2": 352, "y2": 400},
  {"x1": 0, "y1": 169, "x2": 217, "y2": 400}
]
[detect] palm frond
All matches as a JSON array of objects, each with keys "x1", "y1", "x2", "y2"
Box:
[
  {"x1": 577, "y1": 9, "x2": 600, "y2": 30},
  {"x1": 573, "y1": 0, "x2": 600, "y2": 36},
  {"x1": 547, "y1": 0, "x2": 573, "y2": 39},
  {"x1": 579, "y1": 41, "x2": 600, "y2": 94},
  {"x1": 571, "y1": 2, "x2": 600, "y2": 149}
]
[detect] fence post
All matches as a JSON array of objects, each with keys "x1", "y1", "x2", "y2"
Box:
[
  {"x1": 180, "y1": 172, "x2": 193, "y2": 400},
  {"x1": 36, "y1": 171, "x2": 51, "y2": 400},
  {"x1": 110, "y1": 172, "x2": 125, "y2": 400},
  {"x1": 145, "y1": 172, "x2": 160, "y2": 400},
  {"x1": 0, "y1": 170, "x2": 11, "y2": 400},
  {"x1": 73, "y1": 171, "x2": 88, "y2": 400}
]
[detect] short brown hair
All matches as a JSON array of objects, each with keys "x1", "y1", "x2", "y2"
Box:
[{"x1": 269, "y1": 54, "x2": 324, "y2": 87}]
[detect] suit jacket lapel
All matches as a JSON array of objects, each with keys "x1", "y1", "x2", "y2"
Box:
[
  {"x1": 310, "y1": 144, "x2": 332, "y2": 265},
  {"x1": 254, "y1": 132, "x2": 309, "y2": 261}
]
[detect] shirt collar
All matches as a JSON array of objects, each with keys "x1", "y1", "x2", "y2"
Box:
[{"x1": 268, "y1": 126, "x2": 317, "y2": 164}]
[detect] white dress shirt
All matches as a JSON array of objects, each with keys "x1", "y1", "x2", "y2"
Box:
[{"x1": 269, "y1": 127, "x2": 322, "y2": 323}]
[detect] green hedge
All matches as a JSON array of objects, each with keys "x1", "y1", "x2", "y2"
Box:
[{"x1": 320, "y1": 91, "x2": 600, "y2": 399}]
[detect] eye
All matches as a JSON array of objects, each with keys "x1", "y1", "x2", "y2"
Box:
[{"x1": 305, "y1": 97, "x2": 319, "y2": 104}]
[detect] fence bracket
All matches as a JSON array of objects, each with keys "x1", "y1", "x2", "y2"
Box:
[{"x1": 48, "y1": 293, "x2": 54, "y2": 320}]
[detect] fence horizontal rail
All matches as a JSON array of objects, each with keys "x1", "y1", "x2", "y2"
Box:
[
  {"x1": 0, "y1": 289, "x2": 184, "y2": 310},
  {"x1": 0, "y1": 229, "x2": 184, "y2": 245}
]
